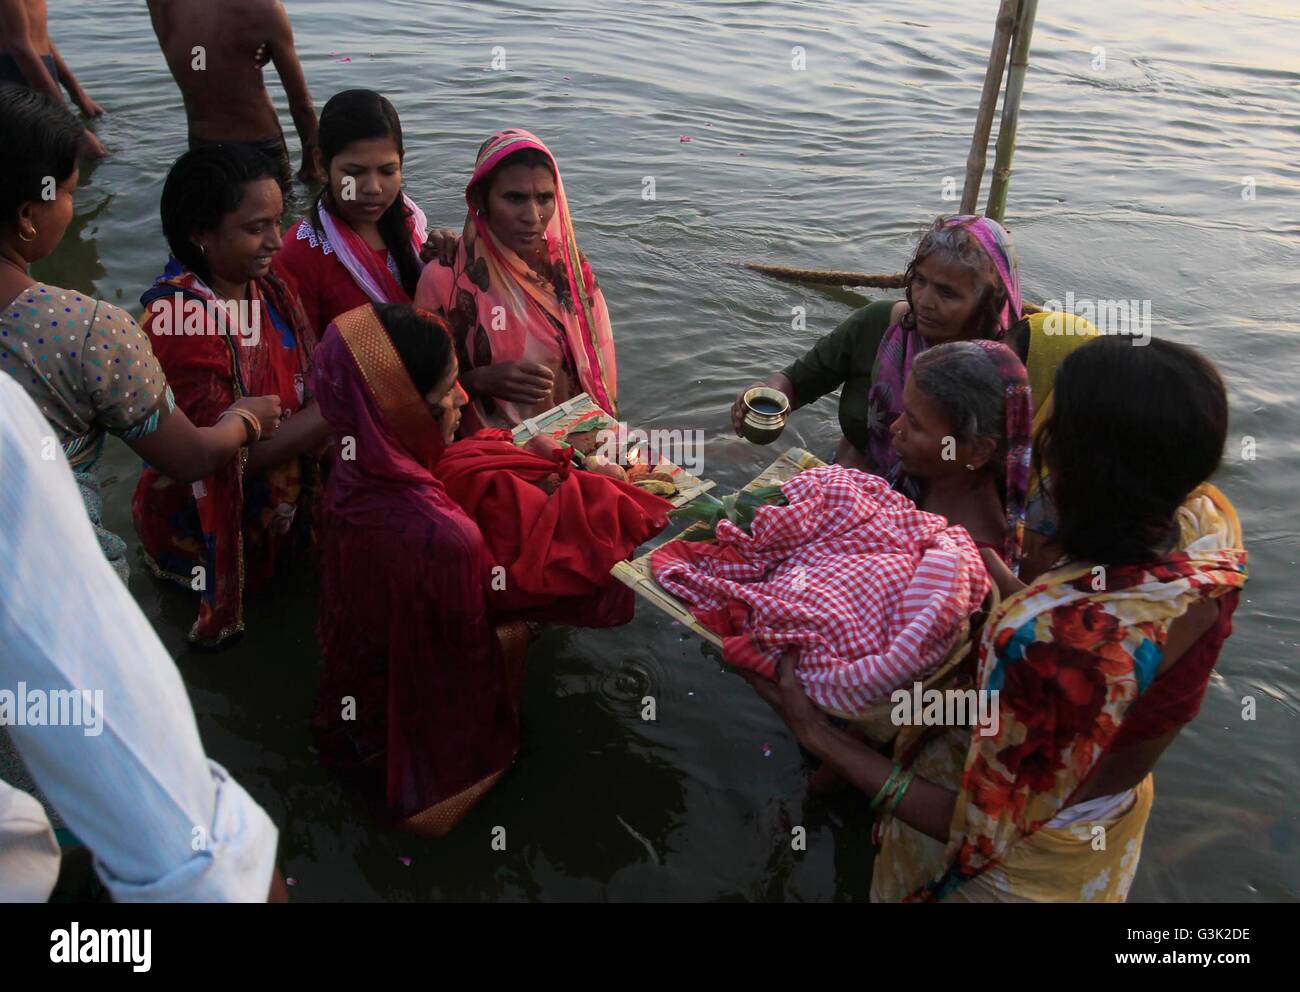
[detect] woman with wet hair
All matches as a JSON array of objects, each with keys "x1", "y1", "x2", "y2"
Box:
[
  {"x1": 745, "y1": 335, "x2": 1247, "y2": 903},
  {"x1": 0, "y1": 85, "x2": 278, "y2": 581},
  {"x1": 731, "y1": 215, "x2": 1023, "y2": 478}
]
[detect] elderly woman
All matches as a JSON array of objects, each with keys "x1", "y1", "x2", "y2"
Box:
[
  {"x1": 415, "y1": 128, "x2": 617, "y2": 433},
  {"x1": 889, "y1": 339, "x2": 1033, "y2": 573},
  {"x1": 0, "y1": 86, "x2": 278, "y2": 581},
  {"x1": 731, "y1": 215, "x2": 1022, "y2": 478},
  {"x1": 745, "y1": 336, "x2": 1247, "y2": 902}
]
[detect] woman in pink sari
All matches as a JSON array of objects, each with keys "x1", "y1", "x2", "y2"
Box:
[{"x1": 415, "y1": 129, "x2": 617, "y2": 433}]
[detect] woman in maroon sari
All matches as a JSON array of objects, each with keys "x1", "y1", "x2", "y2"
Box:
[{"x1": 310, "y1": 302, "x2": 523, "y2": 836}]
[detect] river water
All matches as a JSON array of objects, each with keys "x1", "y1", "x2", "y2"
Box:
[{"x1": 29, "y1": 0, "x2": 1299, "y2": 900}]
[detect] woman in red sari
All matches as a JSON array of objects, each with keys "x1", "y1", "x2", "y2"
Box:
[
  {"x1": 275, "y1": 89, "x2": 431, "y2": 340},
  {"x1": 133, "y1": 145, "x2": 332, "y2": 646}
]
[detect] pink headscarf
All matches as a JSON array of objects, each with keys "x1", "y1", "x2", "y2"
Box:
[{"x1": 416, "y1": 129, "x2": 617, "y2": 432}]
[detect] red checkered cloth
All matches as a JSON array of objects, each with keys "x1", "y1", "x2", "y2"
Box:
[{"x1": 650, "y1": 466, "x2": 990, "y2": 716}]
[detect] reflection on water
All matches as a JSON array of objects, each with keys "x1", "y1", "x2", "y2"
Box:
[{"x1": 18, "y1": 0, "x2": 1299, "y2": 901}]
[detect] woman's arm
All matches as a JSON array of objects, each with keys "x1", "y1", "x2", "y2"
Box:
[
  {"x1": 245, "y1": 403, "x2": 330, "y2": 474},
  {"x1": 980, "y1": 547, "x2": 1027, "y2": 599},
  {"x1": 127, "y1": 395, "x2": 281, "y2": 483},
  {"x1": 743, "y1": 651, "x2": 958, "y2": 842}
]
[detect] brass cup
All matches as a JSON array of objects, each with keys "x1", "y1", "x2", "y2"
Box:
[{"x1": 740, "y1": 387, "x2": 790, "y2": 445}]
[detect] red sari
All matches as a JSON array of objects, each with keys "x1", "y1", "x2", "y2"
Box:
[
  {"x1": 132, "y1": 260, "x2": 318, "y2": 646},
  {"x1": 310, "y1": 305, "x2": 519, "y2": 833},
  {"x1": 311, "y1": 303, "x2": 671, "y2": 832}
]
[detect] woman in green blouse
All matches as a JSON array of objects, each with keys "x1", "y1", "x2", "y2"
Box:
[{"x1": 731, "y1": 215, "x2": 1023, "y2": 477}]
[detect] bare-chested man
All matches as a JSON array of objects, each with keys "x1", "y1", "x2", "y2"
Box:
[
  {"x1": 148, "y1": 0, "x2": 324, "y2": 187},
  {"x1": 0, "y1": 0, "x2": 107, "y2": 157}
]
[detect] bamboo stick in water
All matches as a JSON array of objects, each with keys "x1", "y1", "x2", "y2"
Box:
[
  {"x1": 960, "y1": 0, "x2": 1020, "y2": 215},
  {"x1": 744, "y1": 263, "x2": 907, "y2": 288},
  {"x1": 986, "y1": 0, "x2": 1039, "y2": 223}
]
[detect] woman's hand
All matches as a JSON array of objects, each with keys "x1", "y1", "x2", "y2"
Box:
[
  {"x1": 471, "y1": 361, "x2": 555, "y2": 405},
  {"x1": 730, "y1": 373, "x2": 795, "y2": 436},
  {"x1": 232, "y1": 394, "x2": 283, "y2": 440},
  {"x1": 739, "y1": 648, "x2": 827, "y2": 749},
  {"x1": 421, "y1": 228, "x2": 461, "y2": 265},
  {"x1": 730, "y1": 380, "x2": 768, "y2": 436}
]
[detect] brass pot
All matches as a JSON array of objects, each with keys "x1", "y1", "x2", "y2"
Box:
[{"x1": 740, "y1": 387, "x2": 790, "y2": 445}]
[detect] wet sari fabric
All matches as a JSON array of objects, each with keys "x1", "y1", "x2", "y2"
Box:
[
  {"x1": 889, "y1": 484, "x2": 1247, "y2": 902},
  {"x1": 132, "y1": 260, "x2": 318, "y2": 645},
  {"x1": 311, "y1": 305, "x2": 518, "y2": 828}
]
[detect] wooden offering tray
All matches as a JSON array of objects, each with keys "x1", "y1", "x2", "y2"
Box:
[{"x1": 510, "y1": 393, "x2": 716, "y2": 508}]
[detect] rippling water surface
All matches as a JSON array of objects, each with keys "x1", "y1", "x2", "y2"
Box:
[{"x1": 32, "y1": 0, "x2": 1300, "y2": 900}]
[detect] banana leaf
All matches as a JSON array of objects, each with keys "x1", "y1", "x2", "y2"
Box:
[{"x1": 669, "y1": 483, "x2": 786, "y2": 540}]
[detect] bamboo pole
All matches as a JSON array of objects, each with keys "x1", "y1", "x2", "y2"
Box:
[
  {"x1": 744, "y1": 263, "x2": 906, "y2": 288},
  {"x1": 959, "y1": 0, "x2": 1019, "y2": 215},
  {"x1": 743, "y1": 262, "x2": 1041, "y2": 313},
  {"x1": 986, "y1": 0, "x2": 1038, "y2": 223}
]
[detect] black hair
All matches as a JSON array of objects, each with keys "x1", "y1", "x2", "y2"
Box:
[
  {"x1": 475, "y1": 146, "x2": 556, "y2": 208},
  {"x1": 160, "y1": 145, "x2": 280, "y2": 283},
  {"x1": 1035, "y1": 335, "x2": 1229, "y2": 566},
  {"x1": 312, "y1": 89, "x2": 422, "y2": 298},
  {"x1": 0, "y1": 84, "x2": 83, "y2": 232},
  {"x1": 901, "y1": 215, "x2": 1025, "y2": 342},
  {"x1": 373, "y1": 303, "x2": 454, "y2": 397}
]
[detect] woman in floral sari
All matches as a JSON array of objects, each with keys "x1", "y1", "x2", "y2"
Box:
[
  {"x1": 415, "y1": 128, "x2": 617, "y2": 432},
  {"x1": 744, "y1": 335, "x2": 1247, "y2": 902},
  {"x1": 133, "y1": 145, "x2": 331, "y2": 646}
]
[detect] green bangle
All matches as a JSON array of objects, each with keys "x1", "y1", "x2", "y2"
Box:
[
  {"x1": 883, "y1": 767, "x2": 917, "y2": 817},
  {"x1": 870, "y1": 763, "x2": 904, "y2": 813}
]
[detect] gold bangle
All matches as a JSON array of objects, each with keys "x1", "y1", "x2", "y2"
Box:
[{"x1": 220, "y1": 407, "x2": 261, "y2": 444}]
